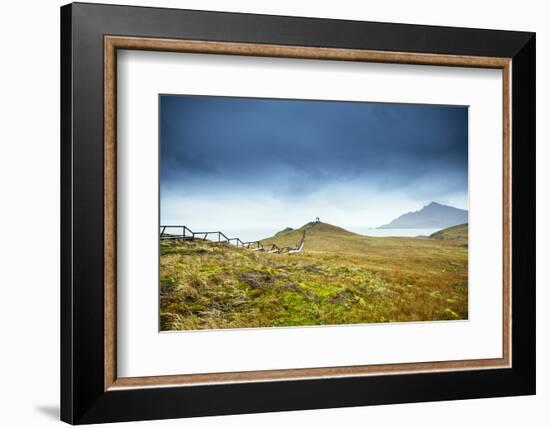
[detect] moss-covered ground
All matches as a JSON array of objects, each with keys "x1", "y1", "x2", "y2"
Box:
[{"x1": 160, "y1": 222, "x2": 468, "y2": 330}]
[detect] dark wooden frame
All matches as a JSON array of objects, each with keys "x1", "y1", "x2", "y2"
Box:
[
  {"x1": 61, "y1": 2, "x2": 536, "y2": 424},
  {"x1": 104, "y1": 36, "x2": 514, "y2": 389}
]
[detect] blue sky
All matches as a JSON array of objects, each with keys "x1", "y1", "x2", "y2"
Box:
[{"x1": 160, "y1": 95, "x2": 468, "y2": 238}]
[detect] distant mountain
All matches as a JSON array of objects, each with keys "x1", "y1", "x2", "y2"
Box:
[{"x1": 378, "y1": 202, "x2": 468, "y2": 229}]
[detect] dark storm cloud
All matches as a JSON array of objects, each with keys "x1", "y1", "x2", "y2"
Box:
[{"x1": 160, "y1": 95, "x2": 468, "y2": 198}]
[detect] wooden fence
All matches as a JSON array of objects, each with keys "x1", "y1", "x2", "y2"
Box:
[{"x1": 159, "y1": 225, "x2": 305, "y2": 254}]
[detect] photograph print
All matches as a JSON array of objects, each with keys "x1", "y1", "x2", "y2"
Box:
[{"x1": 159, "y1": 95, "x2": 468, "y2": 331}]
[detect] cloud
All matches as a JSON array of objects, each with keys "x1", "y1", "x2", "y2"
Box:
[{"x1": 160, "y1": 95, "x2": 468, "y2": 229}]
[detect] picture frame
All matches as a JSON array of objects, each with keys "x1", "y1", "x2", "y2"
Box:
[{"x1": 61, "y1": 2, "x2": 535, "y2": 424}]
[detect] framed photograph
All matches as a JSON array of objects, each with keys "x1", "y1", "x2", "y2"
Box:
[{"x1": 60, "y1": 2, "x2": 535, "y2": 424}]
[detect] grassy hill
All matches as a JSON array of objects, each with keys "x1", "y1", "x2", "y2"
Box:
[
  {"x1": 262, "y1": 222, "x2": 355, "y2": 250},
  {"x1": 160, "y1": 221, "x2": 468, "y2": 330},
  {"x1": 430, "y1": 223, "x2": 468, "y2": 247}
]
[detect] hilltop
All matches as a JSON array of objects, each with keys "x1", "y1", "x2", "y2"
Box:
[
  {"x1": 430, "y1": 223, "x2": 468, "y2": 246},
  {"x1": 261, "y1": 221, "x2": 357, "y2": 252},
  {"x1": 275, "y1": 227, "x2": 294, "y2": 236},
  {"x1": 379, "y1": 202, "x2": 468, "y2": 229}
]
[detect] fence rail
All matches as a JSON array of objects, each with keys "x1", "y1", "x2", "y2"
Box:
[
  {"x1": 160, "y1": 225, "x2": 305, "y2": 254},
  {"x1": 160, "y1": 225, "x2": 262, "y2": 249}
]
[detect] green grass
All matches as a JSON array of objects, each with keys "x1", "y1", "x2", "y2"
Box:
[
  {"x1": 160, "y1": 222, "x2": 468, "y2": 330},
  {"x1": 430, "y1": 223, "x2": 468, "y2": 247}
]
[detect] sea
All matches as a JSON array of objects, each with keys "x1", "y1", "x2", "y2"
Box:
[
  {"x1": 350, "y1": 227, "x2": 440, "y2": 238},
  {"x1": 212, "y1": 227, "x2": 441, "y2": 243}
]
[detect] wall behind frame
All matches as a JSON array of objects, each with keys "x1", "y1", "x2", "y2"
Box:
[{"x1": 0, "y1": 1, "x2": 545, "y2": 427}]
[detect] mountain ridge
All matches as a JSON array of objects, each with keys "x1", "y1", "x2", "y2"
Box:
[{"x1": 379, "y1": 202, "x2": 468, "y2": 229}]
